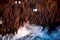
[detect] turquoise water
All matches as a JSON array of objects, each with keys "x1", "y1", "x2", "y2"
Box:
[
  {"x1": 16, "y1": 30, "x2": 60, "y2": 40},
  {"x1": 16, "y1": 26, "x2": 60, "y2": 40},
  {"x1": 2, "y1": 23, "x2": 60, "y2": 40}
]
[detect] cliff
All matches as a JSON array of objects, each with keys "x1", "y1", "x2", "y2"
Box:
[{"x1": 0, "y1": 0, "x2": 60, "y2": 35}]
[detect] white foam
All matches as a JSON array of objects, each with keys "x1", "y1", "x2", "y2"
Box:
[
  {"x1": 2, "y1": 21, "x2": 60, "y2": 40},
  {"x1": 18, "y1": 1, "x2": 21, "y2": 4},
  {"x1": 33, "y1": 9, "x2": 37, "y2": 12},
  {"x1": 12, "y1": 21, "x2": 44, "y2": 40},
  {"x1": 0, "y1": 20, "x2": 2, "y2": 24},
  {"x1": 15, "y1": 1, "x2": 17, "y2": 4}
]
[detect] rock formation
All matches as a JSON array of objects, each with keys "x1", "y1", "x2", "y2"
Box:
[{"x1": 0, "y1": 0, "x2": 60, "y2": 35}]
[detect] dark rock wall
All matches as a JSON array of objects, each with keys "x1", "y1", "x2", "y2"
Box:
[{"x1": 0, "y1": 0, "x2": 60, "y2": 35}]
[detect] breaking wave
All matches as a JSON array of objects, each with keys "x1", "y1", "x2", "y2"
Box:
[{"x1": 0, "y1": 21, "x2": 60, "y2": 40}]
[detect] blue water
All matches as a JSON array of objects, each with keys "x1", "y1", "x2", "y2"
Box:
[
  {"x1": 2, "y1": 23, "x2": 60, "y2": 40},
  {"x1": 16, "y1": 26, "x2": 60, "y2": 40},
  {"x1": 16, "y1": 30, "x2": 60, "y2": 40}
]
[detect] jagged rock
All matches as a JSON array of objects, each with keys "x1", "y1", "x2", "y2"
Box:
[{"x1": 0, "y1": 0, "x2": 60, "y2": 35}]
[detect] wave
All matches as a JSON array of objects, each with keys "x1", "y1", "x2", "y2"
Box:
[{"x1": 0, "y1": 21, "x2": 60, "y2": 40}]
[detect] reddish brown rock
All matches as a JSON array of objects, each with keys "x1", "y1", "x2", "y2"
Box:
[{"x1": 0, "y1": 0, "x2": 60, "y2": 35}]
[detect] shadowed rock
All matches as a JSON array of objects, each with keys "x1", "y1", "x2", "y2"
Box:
[{"x1": 0, "y1": 0, "x2": 60, "y2": 35}]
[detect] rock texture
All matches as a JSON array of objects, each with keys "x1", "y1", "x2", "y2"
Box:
[{"x1": 0, "y1": 0, "x2": 60, "y2": 35}]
